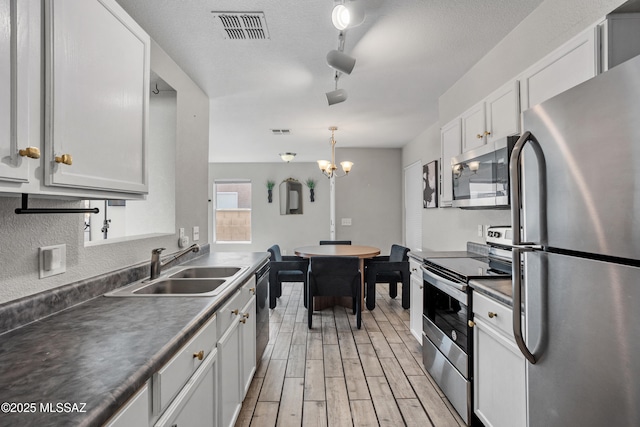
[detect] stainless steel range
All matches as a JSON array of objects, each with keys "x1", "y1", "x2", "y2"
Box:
[{"x1": 421, "y1": 227, "x2": 512, "y2": 425}]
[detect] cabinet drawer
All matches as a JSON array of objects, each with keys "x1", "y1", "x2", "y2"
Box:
[
  {"x1": 473, "y1": 292, "x2": 513, "y2": 339},
  {"x1": 154, "y1": 314, "x2": 217, "y2": 414},
  {"x1": 217, "y1": 277, "x2": 256, "y2": 336}
]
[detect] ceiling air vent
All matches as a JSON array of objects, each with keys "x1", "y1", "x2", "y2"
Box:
[
  {"x1": 271, "y1": 129, "x2": 291, "y2": 135},
  {"x1": 212, "y1": 12, "x2": 270, "y2": 40}
]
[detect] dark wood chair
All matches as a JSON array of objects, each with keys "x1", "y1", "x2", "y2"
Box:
[
  {"x1": 267, "y1": 244, "x2": 309, "y2": 309},
  {"x1": 307, "y1": 256, "x2": 361, "y2": 329},
  {"x1": 365, "y1": 244, "x2": 410, "y2": 310},
  {"x1": 319, "y1": 240, "x2": 352, "y2": 245}
]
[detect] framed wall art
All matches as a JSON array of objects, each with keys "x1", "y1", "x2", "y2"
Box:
[{"x1": 423, "y1": 160, "x2": 438, "y2": 208}]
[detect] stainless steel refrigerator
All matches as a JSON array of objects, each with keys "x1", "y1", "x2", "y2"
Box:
[{"x1": 510, "y1": 54, "x2": 640, "y2": 426}]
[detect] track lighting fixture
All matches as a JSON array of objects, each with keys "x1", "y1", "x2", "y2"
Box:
[
  {"x1": 326, "y1": 49, "x2": 356, "y2": 75},
  {"x1": 331, "y1": 2, "x2": 365, "y2": 31}
]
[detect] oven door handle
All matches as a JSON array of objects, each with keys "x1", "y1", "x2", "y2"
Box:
[{"x1": 421, "y1": 266, "x2": 468, "y2": 305}]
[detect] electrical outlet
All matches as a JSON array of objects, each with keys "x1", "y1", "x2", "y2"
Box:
[
  {"x1": 193, "y1": 226, "x2": 200, "y2": 241},
  {"x1": 179, "y1": 228, "x2": 185, "y2": 238},
  {"x1": 477, "y1": 224, "x2": 483, "y2": 237},
  {"x1": 39, "y1": 244, "x2": 66, "y2": 278}
]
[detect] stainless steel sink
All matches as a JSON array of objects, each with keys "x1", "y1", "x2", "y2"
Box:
[
  {"x1": 169, "y1": 266, "x2": 244, "y2": 279},
  {"x1": 104, "y1": 265, "x2": 248, "y2": 297},
  {"x1": 105, "y1": 277, "x2": 234, "y2": 297},
  {"x1": 133, "y1": 278, "x2": 227, "y2": 295}
]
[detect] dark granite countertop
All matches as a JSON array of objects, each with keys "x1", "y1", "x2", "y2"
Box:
[
  {"x1": 0, "y1": 252, "x2": 269, "y2": 427},
  {"x1": 469, "y1": 278, "x2": 513, "y2": 307}
]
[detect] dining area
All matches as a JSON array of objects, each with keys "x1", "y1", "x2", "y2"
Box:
[{"x1": 267, "y1": 241, "x2": 411, "y2": 330}]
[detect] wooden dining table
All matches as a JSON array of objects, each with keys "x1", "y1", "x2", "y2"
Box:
[{"x1": 294, "y1": 245, "x2": 381, "y2": 310}]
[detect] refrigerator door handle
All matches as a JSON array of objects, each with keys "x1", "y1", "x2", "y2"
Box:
[
  {"x1": 509, "y1": 131, "x2": 547, "y2": 246},
  {"x1": 512, "y1": 247, "x2": 536, "y2": 364},
  {"x1": 510, "y1": 130, "x2": 546, "y2": 364}
]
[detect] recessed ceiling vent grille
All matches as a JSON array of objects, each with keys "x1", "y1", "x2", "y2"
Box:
[
  {"x1": 271, "y1": 129, "x2": 291, "y2": 135},
  {"x1": 212, "y1": 12, "x2": 270, "y2": 40}
]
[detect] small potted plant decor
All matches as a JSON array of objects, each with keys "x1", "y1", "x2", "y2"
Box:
[
  {"x1": 305, "y1": 178, "x2": 316, "y2": 202},
  {"x1": 266, "y1": 180, "x2": 275, "y2": 203}
]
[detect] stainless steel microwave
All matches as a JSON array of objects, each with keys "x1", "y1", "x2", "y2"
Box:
[{"x1": 451, "y1": 135, "x2": 519, "y2": 208}]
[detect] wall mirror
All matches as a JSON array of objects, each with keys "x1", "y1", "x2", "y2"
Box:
[
  {"x1": 84, "y1": 71, "x2": 176, "y2": 243},
  {"x1": 279, "y1": 178, "x2": 303, "y2": 215}
]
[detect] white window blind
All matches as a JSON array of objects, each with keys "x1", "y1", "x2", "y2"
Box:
[{"x1": 404, "y1": 161, "x2": 423, "y2": 251}]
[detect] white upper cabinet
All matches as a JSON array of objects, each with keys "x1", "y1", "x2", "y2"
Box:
[
  {"x1": 0, "y1": 0, "x2": 32, "y2": 183},
  {"x1": 485, "y1": 80, "x2": 520, "y2": 143},
  {"x1": 459, "y1": 79, "x2": 520, "y2": 154},
  {"x1": 461, "y1": 102, "x2": 486, "y2": 152},
  {"x1": 599, "y1": 13, "x2": 640, "y2": 73},
  {"x1": 520, "y1": 26, "x2": 597, "y2": 111},
  {"x1": 43, "y1": 0, "x2": 149, "y2": 194},
  {"x1": 440, "y1": 118, "x2": 461, "y2": 207}
]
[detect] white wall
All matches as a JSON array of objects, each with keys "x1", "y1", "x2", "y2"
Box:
[
  {"x1": 209, "y1": 148, "x2": 403, "y2": 256},
  {"x1": 208, "y1": 162, "x2": 331, "y2": 255},
  {"x1": 402, "y1": 0, "x2": 627, "y2": 251},
  {"x1": 335, "y1": 148, "x2": 403, "y2": 253},
  {"x1": 0, "y1": 40, "x2": 209, "y2": 304}
]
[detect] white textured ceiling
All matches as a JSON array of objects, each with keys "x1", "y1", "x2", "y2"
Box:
[{"x1": 115, "y1": 0, "x2": 544, "y2": 163}]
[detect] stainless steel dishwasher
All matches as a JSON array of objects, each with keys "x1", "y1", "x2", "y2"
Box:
[{"x1": 254, "y1": 261, "x2": 270, "y2": 366}]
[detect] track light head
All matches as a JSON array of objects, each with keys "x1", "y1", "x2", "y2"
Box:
[
  {"x1": 326, "y1": 50, "x2": 356, "y2": 75},
  {"x1": 331, "y1": 2, "x2": 365, "y2": 31},
  {"x1": 326, "y1": 88, "x2": 348, "y2": 106}
]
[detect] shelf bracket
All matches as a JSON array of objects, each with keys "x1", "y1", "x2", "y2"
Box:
[{"x1": 15, "y1": 193, "x2": 100, "y2": 215}]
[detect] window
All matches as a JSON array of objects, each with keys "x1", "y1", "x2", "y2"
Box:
[{"x1": 214, "y1": 180, "x2": 251, "y2": 242}]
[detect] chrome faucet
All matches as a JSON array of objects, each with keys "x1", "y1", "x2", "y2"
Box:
[{"x1": 150, "y1": 244, "x2": 200, "y2": 280}]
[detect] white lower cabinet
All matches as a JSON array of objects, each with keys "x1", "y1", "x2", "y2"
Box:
[
  {"x1": 409, "y1": 258, "x2": 423, "y2": 343},
  {"x1": 473, "y1": 292, "x2": 526, "y2": 427},
  {"x1": 218, "y1": 313, "x2": 242, "y2": 427},
  {"x1": 154, "y1": 351, "x2": 217, "y2": 427},
  {"x1": 217, "y1": 276, "x2": 256, "y2": 427},
  {"x1": 240, "y1": 296, "x2": 257, "y2": 396},
  {"x1": 105, "y1": 383, "x2": 150, "y2": 427}
]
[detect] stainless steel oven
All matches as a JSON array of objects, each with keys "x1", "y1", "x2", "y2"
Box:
[
  {"x1": 451, "y1": 136, "x2": 518, "y2": 208},
  {"x1": 421, "y1": 239, "x2": 512, "y2": 425}
]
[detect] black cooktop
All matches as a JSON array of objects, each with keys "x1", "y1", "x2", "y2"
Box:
[{"x1": 424, "y1": 256, "x2": 510, "y2": 281}]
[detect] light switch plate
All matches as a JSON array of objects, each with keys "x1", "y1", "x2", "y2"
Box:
[
  {"x1": 39, "y1": 244, "x2": 66, "y2": 278},
  {"x1": 341, "y1": 218, "x2": 352, "y2": 226},
  {"x1": 193, "y1": 226, "x2": 200, "y2": 241}
]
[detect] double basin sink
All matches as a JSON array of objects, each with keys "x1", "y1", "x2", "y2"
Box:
[{"x1": 106, "y1": 266, "x2": 248, "y2": 297}]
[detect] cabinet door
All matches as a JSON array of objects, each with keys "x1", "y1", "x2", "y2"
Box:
[
  {"x1": 520, "y1": 26, "x2": 597, "y2": 111},
  {"x1": 0, "y1": 0, "x2": 30, "y2": 183},
  {"x1": 440, "y1": 118, "x2": 461, "y2": 207},
  {"x1": 155, "y1": 352, "x2": 217, "y2": 427},
  {"x1": 485, "y1": 80, "x2": 520, "y2": 143},
  {"x1": 240, "y1": 296, "x2": 257, "y2": 397},
  {"x1": 409, "y1": 270, "x2": 423, "y2": 343},
  {"x1": 473, "y1": 317, "x2": 526, "y2": 427},
  {"x1": 217, "y1": 319, "x2": 242, "y2": 427},
  {"x1": 43, "y1": 0, "x2": 149, "y2": 194},
  {"x1": 461, "y1": 102, "x2": 486, "y2": 152},
  {"x1": 105, "y1": 383, "x2": 150, "y2": 427}
]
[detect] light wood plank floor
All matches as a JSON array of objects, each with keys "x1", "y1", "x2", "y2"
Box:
[{"x1": 235, "y1": 283, "x2": 466, "y2": 427}]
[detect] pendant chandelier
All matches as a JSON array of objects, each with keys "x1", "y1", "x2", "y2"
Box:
[{"x1": 317, "y1": 127, "x2": 353, "y2": 179}]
